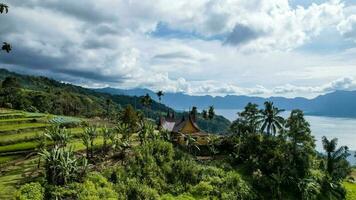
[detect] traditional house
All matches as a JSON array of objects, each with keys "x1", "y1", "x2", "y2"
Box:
[{"x1": 159, "y1": 112, "x2": 210, "y2": 145}]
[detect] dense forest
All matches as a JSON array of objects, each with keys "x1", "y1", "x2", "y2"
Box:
[{"x1": 0, "y1": 69, "x2": 230, "y2": 133}]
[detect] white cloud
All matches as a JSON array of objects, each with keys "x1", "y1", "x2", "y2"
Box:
[
  {"x1": 338, "y1": 14, "x2": 356, "y2": 41},
  {"x1": 0, "y1": 0, "x2": 355, "y2": 98}
]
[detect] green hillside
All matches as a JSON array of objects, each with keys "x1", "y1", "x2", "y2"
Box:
[{"x1": 0, "y1": 68, "x2": 230, "y2": 133}]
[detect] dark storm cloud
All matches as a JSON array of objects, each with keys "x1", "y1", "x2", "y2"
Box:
[
  {"x1": 224, "y1": 24, "x2": 261, "y2": 46},
  {"x1": 7, "y1": 0, "x2": 113, "y2": 23},
  {"x1": 0, "y1": 0, "x2": 129, "y2": 84}
]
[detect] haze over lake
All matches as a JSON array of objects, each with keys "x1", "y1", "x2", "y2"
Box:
[{"x1": 216, "y1": 109, "x2": 356, "y2": 165}]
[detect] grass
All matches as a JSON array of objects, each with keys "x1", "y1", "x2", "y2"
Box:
[
  {"x1": 0, "y1": 155, "x2": 22, "y2": 164},
  {"x1": 0, "y1": 127, "x2": 84, "y2": 146},
  {"x1": 0, "y1": 157, "x2": 39, "y2": 199},
  {"x1": 0, "y1": 141, "x2": 38, "y2": 154},
  {"x1": 0, "y1": 117, "x2": 41, "y2": 125},
  {"x1": 345, "y1": 182, "x2": 356, "y2": 200},
  {"x1": 0, "y1": 123, "x2": 50, "y2": 133},
  {"x1": 0, "y1": 108, "x2": 108, "y2": 199}
]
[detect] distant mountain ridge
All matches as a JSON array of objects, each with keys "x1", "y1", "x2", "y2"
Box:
[{"x1": 95, "y1": 87, "x2": 356, "y2": 118}]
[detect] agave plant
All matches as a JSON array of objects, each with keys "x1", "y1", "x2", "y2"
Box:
[
  {"x1": 116, "y1": 122, "x2": 131, "y2": 142},
  {"x1": 81, "y1": 126, "x2": 98, "y2": 159},
  {"x1": 44, "y1": 126, "x2": 72, "y2": 147},
  {"x1": 101, "y1": 126, "x2": 114, "y2": 152},
  {"x1": 39, "y1": 146, "x2": 87, "y2": 185},
  {"x1": 185, "y1": 134, "x2": 200, "y2": 154}
]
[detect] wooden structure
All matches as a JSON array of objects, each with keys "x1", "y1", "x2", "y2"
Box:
[{"x1": 159, "y1": 112, "x2": 209, "y2": 145}]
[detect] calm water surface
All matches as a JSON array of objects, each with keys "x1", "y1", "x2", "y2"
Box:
[{"x1": 216, "y1": 109, "x2": 356, "y2": 165}]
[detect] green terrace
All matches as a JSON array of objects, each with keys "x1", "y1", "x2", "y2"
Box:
[{"x1": 0, "y1": 108, "x2": 103, "y2": 198}]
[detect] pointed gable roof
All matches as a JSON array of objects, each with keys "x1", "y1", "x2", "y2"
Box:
[{"x1": 160, "y1": 113, "x2": 206, "y2": 135}]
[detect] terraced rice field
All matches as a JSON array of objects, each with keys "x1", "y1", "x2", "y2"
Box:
[{"x1": 0, "y1": 108, "x2": 88, "y2": 199}]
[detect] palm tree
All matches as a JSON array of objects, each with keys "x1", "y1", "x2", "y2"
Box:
[
  {"x1": 322, "y1": 136, "x2": 350, "y2": 181},
  {"x1": 156, "y1": 90, "x2": 164, "y2": 103},
  {"x1": 140, "y1": 93, "x2": 152, "y2": 118},
  {"x1": 207, "y1": 106, "x2": 215, "y2": 132},
  {"x1": 2, "y1": 42, "x2": 11, "y2": 53},
  {"x1": 208, "y1": 106, "x2": 215, "y2": 120},
  {"x1": 190, "y1": 106, "x2": 198, "y2": 122},
  {"x1": 202, "y1": 109, "x2": 208, "y2": 120},
  {"x1": 202, "y1": 109, "x2": 208, "y2": 131},
  {"x1": 1, "y1": 4, "x2": 11, "y2": 54},
  {"x1": 257, "y1": 101, "x2": 285, "y2": 136},
  {"x1": 239, "y1": 102, "x2": 260, "y2": 133},
  {"x1": 0, "y1": 3, "x2": 9, "y2": 14}
]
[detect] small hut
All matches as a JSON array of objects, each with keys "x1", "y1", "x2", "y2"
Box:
[{"x1": 159, "y1": 112, "x2": 209, "y2": 145}]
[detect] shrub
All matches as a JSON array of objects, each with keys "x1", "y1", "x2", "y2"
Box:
[
  {"x1": 16, "y1": 182, "x2": 44, "y2": 200},
  {"x1": 125, "y1": 178, "x2": 160, "y2": 200},
  {"x1": 127, "y1": 140, "x2": 174, "y2": 192},
  {"x1": 190, "y1": 181, "x2": 214, "y2": 198},
  {"x1": 77, "y1": 173, "x2": 118, "y2": 200},
  {"x1": 160, "y1": 193, "x2": 196, "y2": 200}
]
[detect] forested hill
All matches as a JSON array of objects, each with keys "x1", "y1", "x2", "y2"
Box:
[
  {"x1": 0, "y1": 68, "x2": 174, "y2": 118},
  {"x1": 0, "y1": 69, "x2": 230, "y2": 133}
]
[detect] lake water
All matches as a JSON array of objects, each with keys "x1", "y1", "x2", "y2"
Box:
[{"x1": 215, "y1": 109, "x2": 356, "y2": 165}]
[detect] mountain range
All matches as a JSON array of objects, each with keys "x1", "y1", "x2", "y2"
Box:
[{"x1": 95, "y1": 87, "x2": 356, "y2": 118}]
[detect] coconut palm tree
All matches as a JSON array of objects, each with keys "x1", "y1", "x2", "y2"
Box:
[
  {"x1": 1, "y1": 4, "x2": 11, "y2": 54},
  {"x1": 208, "y1": 106, "x2": 215, "y2": 120},
  {"x1": 257, "y1": 101, "x2": 285, "y2": 136},
  {"x1": 190, "y1": 106, "x2": 198, "y2": 122},
  {"x1": 202, "y1": 109, "x2": 209, "y2": 131},
  {"x1": 0, "y1": 3, "x2": 8, "y2": 14},
  {"x1": 202, "y1": 109, "x2": 208, "y2": 120},
  {"x1": 205, "y1": 106, "x2": 215, "y2": 132},
  {"x1": 322, "y1": 136, "x2": 350, "y2": 181},
  {"x1": 156, "y1": 90, "x2": 164, "y2": 103}
]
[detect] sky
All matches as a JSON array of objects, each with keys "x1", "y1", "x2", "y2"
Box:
[{"x1": 1, "y1": 0, "x2": 356, "y2": 98}]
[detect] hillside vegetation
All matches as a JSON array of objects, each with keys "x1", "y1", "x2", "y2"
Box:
[
  {"x1": 7, "y1": 101, "x2": 354, "y2": 200},
  {"x1": 0, "y1": 68, "x2": 230, "y2": 133},
  {"x1": 0, "y1": 108, "x2": 98, "y2": 199}
]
